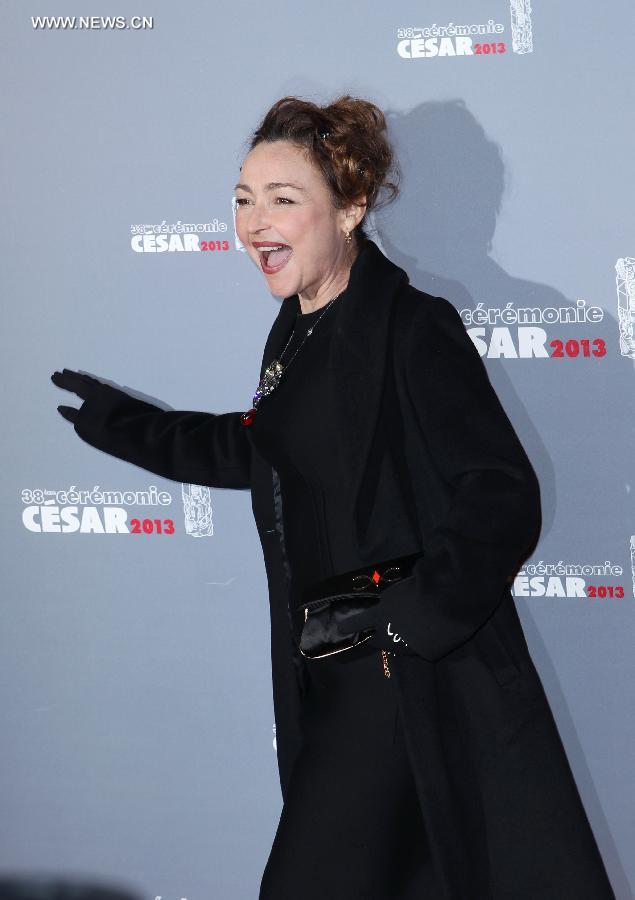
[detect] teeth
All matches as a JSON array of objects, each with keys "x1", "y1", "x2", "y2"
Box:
[{"x1": 256, "y1": 245, "x2": 290, "y2": 252}]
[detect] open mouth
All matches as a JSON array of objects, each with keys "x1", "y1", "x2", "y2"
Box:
[{"x1": 256, "y1": 244, "x2": 293, "y2": 274}]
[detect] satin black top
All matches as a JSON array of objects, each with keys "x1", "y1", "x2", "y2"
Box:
[
  {"x1": 249, "y1": 291, "x2": 385, "y2": 662},
  {"x1": 250, "y1": 294, "x2": 353, "y2": 591},
  {"x1": 249, "y1": 279, "x2": 423, "y2": 664}
]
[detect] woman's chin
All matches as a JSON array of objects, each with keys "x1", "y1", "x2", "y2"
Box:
[
  {"x1": 261, "y1": 264, "x2": 297, "y2": 296},
  {"x1": 268, "y1": 281, "x2": 296, "y2": 299}
]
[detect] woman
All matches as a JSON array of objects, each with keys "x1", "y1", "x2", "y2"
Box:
[{"x1": 51, "y1": 96, "x2": 616, "y2": 899}]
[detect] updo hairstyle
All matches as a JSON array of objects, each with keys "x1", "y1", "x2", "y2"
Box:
[{"x1": 244, "y1": 94, "x2": 400, "y2": 247}]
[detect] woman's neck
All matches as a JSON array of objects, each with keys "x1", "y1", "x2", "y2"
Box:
[{"x1": 297, "y1": 246, "x2": 358, "y2": 314}]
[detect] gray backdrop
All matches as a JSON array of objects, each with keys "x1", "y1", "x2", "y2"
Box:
[{"x1": 2, "y1": 1, "x2": 633, "y2": 897}]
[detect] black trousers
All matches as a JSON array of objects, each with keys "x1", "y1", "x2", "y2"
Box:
[{"x1": 259, "y1": 646, "x2": 441, "y2": 899}]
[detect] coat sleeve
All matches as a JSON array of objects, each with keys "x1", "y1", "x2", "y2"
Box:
[
  {"x1": 71, "y1": 381, "x2": 252, "y2": 489},
  {"x1": 385, "y1": 295, "x2": 541, "y2": 662}
]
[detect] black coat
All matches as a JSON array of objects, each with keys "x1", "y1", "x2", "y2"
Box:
[{"x1": 70, "y1": 239, "x2": 615, "y2": 899}]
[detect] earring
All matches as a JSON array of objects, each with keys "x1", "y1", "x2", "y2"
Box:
[{"x1": 345, "y1": 231, "x2": 352, "y2": 244}]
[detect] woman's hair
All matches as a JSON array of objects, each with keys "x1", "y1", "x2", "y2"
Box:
[{"x1": 244, "y1": 94, "x2": 400, "y2": 246}]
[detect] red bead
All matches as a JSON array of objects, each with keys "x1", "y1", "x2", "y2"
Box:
[
  {"x1": 240, "y1": 408, "x2": 257, "y2": 426},
  {"x1": 372, "y1": 569, "x2": 381, "y2": 584}
]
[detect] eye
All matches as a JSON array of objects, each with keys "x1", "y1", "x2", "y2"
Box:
[{"x1": 235, "y1": 197, "x2": 293, "y2": 207}]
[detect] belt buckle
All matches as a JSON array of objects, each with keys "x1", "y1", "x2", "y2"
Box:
[{"x1": 350, "y1": 564, "x2": 402, "y2": 592}]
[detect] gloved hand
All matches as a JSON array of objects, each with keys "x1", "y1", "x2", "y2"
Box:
[
  {"x1": 338, "y1": 577, "x2": 417, "y2": 654},
  {"x1": 51, "y1": 368, "x2": 104, "y2": 423}
]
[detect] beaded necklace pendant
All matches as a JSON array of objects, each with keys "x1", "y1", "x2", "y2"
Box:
[
  {"x1": 239, "y1": 359, "x2": 284, "y2": 426},
  {"x1": 240, "y1": 289, "x2": 343, "y2": 427}
]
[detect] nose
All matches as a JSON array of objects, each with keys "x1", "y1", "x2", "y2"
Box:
[{"x1": 246, "y1": 197, "x2": 270, "y2": 235}]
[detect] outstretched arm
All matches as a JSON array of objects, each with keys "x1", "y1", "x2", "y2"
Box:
[{"x1": 51, "y1": 370, "x2": 252, "y2": 490}]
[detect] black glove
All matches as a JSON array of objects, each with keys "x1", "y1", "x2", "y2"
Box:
[
  {"x1": 51, "y1": 368, "x2": 104, "y2": 423},
  {"x1": 338, "y1": 578, "x2": 416, "y2": 654}
]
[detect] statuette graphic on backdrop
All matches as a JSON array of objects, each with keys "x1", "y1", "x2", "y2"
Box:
[{"x1": 616, "y1": 257, "x2": 635, "y2": 359}]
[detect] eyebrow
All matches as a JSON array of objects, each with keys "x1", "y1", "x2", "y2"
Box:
[{"x1": 234, "y1": 181, "x2": 306, "y2": 193}]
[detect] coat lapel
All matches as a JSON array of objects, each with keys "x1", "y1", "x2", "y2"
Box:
[{"x1": 251, "y1": 238, "x2": 410, "y2": 558}]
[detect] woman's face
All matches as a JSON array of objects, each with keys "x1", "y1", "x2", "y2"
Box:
[{"x1": 235, "y1": 139, "x2": 362, "y2": 301}]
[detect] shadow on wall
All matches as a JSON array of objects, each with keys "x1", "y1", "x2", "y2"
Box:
[{"x1": 379, "y1": 98, "x2": 630, "y2": 549}]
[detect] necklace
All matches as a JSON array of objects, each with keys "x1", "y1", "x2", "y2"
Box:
[{"x1": 240, "y1": 291, "x2": 343, "y2": 426}]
